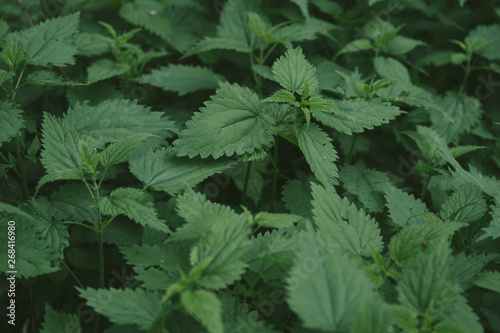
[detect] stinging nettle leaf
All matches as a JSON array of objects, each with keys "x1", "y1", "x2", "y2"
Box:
[
  {"x1": 287, "y1": 230, "x2": 374, "y2": 331},
  {"x1": 190, "y1": 214, "x2": 252, "y2": 289},
  {"x1": 77, "y1": 287, "x2": 164, "y2": 330},
  {"x1": 311, "y1": 182, "x2": 383, "y2": 256},
  {"x1": 272, "y1": 47, "x2": 319, "y2": 95},
  {"x1": 101, "y1": 187, "x2": 170, "y2": 233},
  {"x1": 26, "y1": 70, "x2": 87, "y2": 86},
  {"x1": 119, "y1": 0, "x2": 172, "y2": 42},
  {"x1": 298, "y1": 123, "x2": 339, "y2": 187},
  {"x1": 440, "y1": 184, "x2": 487, "y2": 224},
  {"x1": 384, "y1": 185, "x2": 429, "y2": 227},
  {"x1": 86, "y1": 59, "x2": 130, "y2": 84},
  {"x1": 181, "y1": 290, "x2": 223, "y2": 333},
  {"x1": 39, "y1": 112, "x2": 84, "y2": 187},
  {"x1": 100, "y1": 133, "x2": 153, "y2": 168},
  {"x1": 0, "y1": 101, "x2": 24, "y2": 148},
  {"x1": 64, "y1": 99, "x2": 175, "y2": 146},
  {"x1": 136, "y1": 64, "x2": 221, "y2": 96},
  {"x1": 130, "y1": 147, "x2": 235, "y2": 195},
  {"x1": 174, "y1": 82, "x2": 276, "y2": 159},
  {"x1": 5, "y1": 12, "x2": 80, "y2": 67},
  {"x1": 40, "y1": 304, "x2": 81, "y2": 333},
  {"x1": 312, "y1": 98, "x2": 402, "y2": 135},
  {"x1": 374, "y1": 56, "x2": 410, "y2": 81}
]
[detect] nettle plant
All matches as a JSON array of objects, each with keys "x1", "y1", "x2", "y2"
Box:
[{"x1": 1, "y1": 0, "x2": 500, "y2": 332}]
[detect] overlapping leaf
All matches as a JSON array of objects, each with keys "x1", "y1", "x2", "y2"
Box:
[
  {"x1": 0, "y1": 101, "x2": 24, "y2": 147},
  {"x1": 174, "y1": 83, "x2": 275, "y2": 158},
  {"x1": 129, "y1": 147, "x2": 235, "y2": 195}
]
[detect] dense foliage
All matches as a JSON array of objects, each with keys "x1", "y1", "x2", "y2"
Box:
[{"x1": 1, "y1": 0, "x2": 500, "y2": 332}]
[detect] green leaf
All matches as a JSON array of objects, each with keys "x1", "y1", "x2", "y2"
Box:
[
  {"x1": 183, "y1": 36, "x2": 253, "y2": 57},
  {"x1": 129, "y1": 147, "x2": 235, "y2": 195},
  {"x1": 40, "y1": 304, "x2": 81, "y2": 333},
  {"x1": 443, "y1": 295, "x2": 484, "y2": 333},
  {"x1": 263, "y1": 89, "x2": 297, "y2": 104},
  {"x1": 190, "y1": 214, "x2": 252, "y2": 289},
  {"x1": 397, "y1": 242, "x2": 456, "y2": 316},
  {"x1": 26, "y1": 70, "x2": 87, "y2": 86},
  {"x1": 86, "y1": 59, "x2": 130, "y2": 83},
  {"x1": 5, "y1": 12, "x2": 80, "y2": 67},
  {"x1": 0, "y1": 19, "x2": 8, "y2": 38},
  {"x1": 282, "y1": 179, "x2": 315, "y2": 221},
  {"x1": 312, "y1": 98, "x2": 402, "y2": 135},
  {"x1": 100, "y1": 133, "x2": 152, "y2": 168},
  {"x1": 388, "y1": 222, "x2": 464, "y2": 266},
  {"x1": 298, "y1": 123, "x2": 338, "y2": 187},
  {"x1": 431, "y1": 92, "x2": 483, "y2": 143},
  {"x1": 350, "y1": 294, "x2": 394, "y2": 333},
  {"x1": 119, "y1": 0, "x2": 172, "y2": 42},
  {"x1": 39, "y1": 112, "x2": 84, "y2": 186},
  {"x1": 181, "y1": 290, "x2": 223, "y2": 333},
  {"x1": 0, "y1": 101, "x2": 24, "y2": 147},
  {"x1": 64, "y1": 99, "x2": 175, "y2": 146},
  {"x1": 46, "y1": 183, "x2": 97, "y2": 222},
  {"x1": 272, "y1": 47, "x2": 319, "y2": 95},
  {"x1": 452, "y1": 252, "x2": 492, "y2": 289},
  {"x1": 474, "y1": 270, "x2": 500, "y2": 293},
  {"x1": 136, "y1": 65, "x2": 220, "y2": 96},
  {"x1": 385, "y1": 36, "x2": 425, "y2": 55},
  {"x1": 374, "y1": 57, "x2": 410, "y2": 81},
  {"x1": 252, "y1": 212, "x2": 302, "y2": 229},
  {"x1": 0, "y1": 39, "x2": 26, "y2": 70},
  {"x1": 101, "y1": 187, "x2": 169, "y2": 233},
  {"x1": 174, "y1": 82, "x2": 275, "y2": 159},
  {"x1": 466, "y1": 24, "x2": 500, "y2": 60},
  {"x1": 175, "y1": 188, "x2": 235, "y2": 224},
  {"x1": 291, "y1": 0, "x2": 309, "y2": 18},
  {"x1": 440, "y1": 184, "x2": 487, "y2": 224},
  {"x1": 384, "y1": 186, "x2": 429, "y2": 227},
  {"x1": 336, "y1": 39, "x2": 372, "y2": 56},
  {"x1": 77, "y1": 287, "x2": 164, "y2": 330},
  {"x1": 477, "y1": 205, "x2": 500, "y2": 241},
  {"x1": 0, "y1": 69, "x2": 15, "y2": 85},
  {"x1": 339, "y1": 165, "x2": 390, "y2": 213},
  {"x1": 311, "y1": 182, "x2": 383, "y2": 256},
  {"x1": 286, "y1": 230, "x2": 373, "y2": 331}
]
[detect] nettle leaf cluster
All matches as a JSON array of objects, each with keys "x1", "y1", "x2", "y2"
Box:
[{"x1": 1, "y1": 0, "x2": 500, "y2": 332}]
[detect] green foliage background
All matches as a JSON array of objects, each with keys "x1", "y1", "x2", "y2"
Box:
[{"x1": 1, "y1": 0, "x2": 500, "y2": 332}]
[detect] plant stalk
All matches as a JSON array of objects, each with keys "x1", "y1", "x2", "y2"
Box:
[
  {"x1": 241, "y1": 161, "x2": 252, "y2": 205},
  {"x1": 271, "y1": 140, "x2": 279, "y2": 212}
]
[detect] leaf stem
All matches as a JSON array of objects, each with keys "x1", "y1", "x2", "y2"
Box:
[
  {"x1": 346, "y1": 134, "x2": 358, "y2": 165},
  {"x1": 15, "y1": 0, "x2": 34, "y2": 27},
  {"x1": 15, "y1": 136, "x2": 29, "y2": 200},
  {"x1": 457, "y1": 57, "x2": 472, "y2": 98},
  {"x1": 60, "y1": 259, "x2": 84, "y2": 289},
  {"x1": 421, "y1": 174, "x2": 432, "y2": 199},
  {"x1": 241, "y1": 161, "x2": 252, "y2": 206},
  {"x1": 271, "y1": 139, "x2": 279, "y2": 212}
]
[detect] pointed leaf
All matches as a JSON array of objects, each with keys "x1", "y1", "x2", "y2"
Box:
[
  {"x1": 374, "y1": 56, "x2": 410, "y2": 81},
  {"x1": 190, "y1": 214, "x2": 252, "y2": 289},
  {"x1": 0, "y1": 101, "x2": 24, "y2": 147},
  {"x1": 40, "y1": 112, "x2": 84, "y2": 184},
  {"x1": 5, "y1": 12, "x2": 80, "y2": 66},
  {"x1": 298, "y1": 123, "x2": 338, "y2": 187},
  {"x1": 119, "y1": 0, "x2": 172, "y2": 42},
  {"x1": 287, "y1": 230, "x2": 373, "y2": 331},
  {"x1": 86, "y1": 59, "x2": 129, "y2": 83},
  {"x1": 384, "y1": 186, "x2": 429, "y2": 227},
  {"x1": 101, "y1": 187, "x2": 170, "y2": 233},
  {"x1": 129, "y1": 147, "x2": 235, "y2": 195},
  {"x1": 311, "y1": 182, "x2": 383, "y2": 256},
  {"x1": 136, "y1": 65, "x2": 220, "y2": 96},
  {"x1": 100, "y1": 133, "x2": 152, "y2": 168},
  {"x1": 64, "y1": 99, "x2": 175, "y2": 146},
  {"x1": 440, "y1": 184, "x2": 487, "y2": 224},
  {"x1": 174, "y1": 82, "x2": 275, "y2": 158},
  {"x1": 40, "y1": 304, "x2": 81, "y2": 333},
  {"x1": 272, "y1": 47, "x2": 318, "y2": 95},
  {"x1": 312, "y1": 98, "x2": 402, "y2": 135},
  {"x1": 77, "y1": 287, "x2": 164, "y2": 330},
  {"x1": 26, "y1": 70, "x2": 87, "y2": 86},
  {"x1": 181, "y1": 290, "x2": 223, "y2": 333}
]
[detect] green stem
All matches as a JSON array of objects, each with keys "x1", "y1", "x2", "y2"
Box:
[
  {"x1": 62, "y1": 221, "x2": 97, "y2": 232},
  {"x1": 346, "y1": 134, "x2": 358, "y2": 165},
  {"x1": 271, "y1": 139, "x2": 279, "y2": 212},
  {"x1": 241, "y1": 161, "x2": 252, "y2": 206},
  {"x1": 15, "y1": 136, "x2": 29, "y2": 200},
  {"x1": 421, "y1": 174, "x2": 432, "y2": 199},
  {"x1": 11, "y1": 62, "x2": 26, "y2": 101},
  {"x1": 457, "y1": 57, "x2": 472, "y2": 98},
  {"x1": 60, "y1": 259, "x2": 84, "y2": 289}
]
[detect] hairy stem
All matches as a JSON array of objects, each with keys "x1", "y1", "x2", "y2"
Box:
[
  {"x1": 60, "y1": 259, "x2": 84, "y2": 289},
  {"x1": 15, "y1": 0, "x2": 34, "y2": 26},
  {"x1": 346, "y1": 134, "x2": 358, "y2": 165},
  {"x1": 421, "y1": 174, "x2": 432, "y2": 199},
  {"x1": 15, "y1": 136, "x2": 29, "y2": 200}
]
